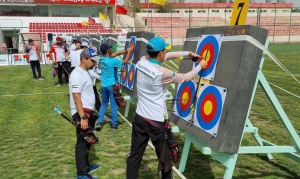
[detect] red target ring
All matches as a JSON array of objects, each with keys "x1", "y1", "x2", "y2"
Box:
[
  {"x1": 121, "y1": 64, "x2": 129, "y2": 86},
  {"x1": 175, "y1": 81, "x2": 196, "y2": 118},
  {"x1": 178, "y1": 86, "x2": 193, "y2": 111},
  {"x1": 199, "y1": 43, "x2": 215, "y2": 69},
  {"x1": 127, "y1": 64, "x2": 136, "y2": 89},
  {"x1": 199, "y1": 93, "x2": 218, "y2": 123}
]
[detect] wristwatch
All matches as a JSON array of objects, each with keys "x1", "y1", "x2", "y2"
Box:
[{"x1": 81, "y1": 114, "x2": 88, "y2": 120}]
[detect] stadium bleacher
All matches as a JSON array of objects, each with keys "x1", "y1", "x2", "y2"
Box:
[
  {"x1": 28, "y1": 22, "x2": 122, "y2": 43},
  {"x1": 140, "y1": 15, "x2": 300, "y2": 40}
]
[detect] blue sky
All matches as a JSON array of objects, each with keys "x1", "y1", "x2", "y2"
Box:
[{"x1": 118, "y1": 0, "x2": 300, "y2": 7}]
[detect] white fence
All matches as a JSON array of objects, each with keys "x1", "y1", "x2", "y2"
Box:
[{"x1": 0, "y1": 53, "x2": 52, "y2": 66}]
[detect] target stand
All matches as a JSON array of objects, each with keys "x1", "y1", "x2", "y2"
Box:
[
  {"x1": 170, "y1": 26, "x2": 300, "y2": 179},
  {"x1": 121, "y1": 31, "x2": 175, "y2": 118}
]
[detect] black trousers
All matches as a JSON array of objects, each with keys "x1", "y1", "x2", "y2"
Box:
[
  {"x1": 73, "y1": 112, "x2": 95, "y2": 176},
  {"x1": 29, "y1": 60, "x2": 41, "y2": 78},
  {"x1": 126, "y1": 113, "x2": 173, "y2": 179},
  {"x1": 57, "y1": 61, "x2": 69, "y2": 84},
  {"x1": 93, "y1": 85, "x2": 101, "y2": 112}
]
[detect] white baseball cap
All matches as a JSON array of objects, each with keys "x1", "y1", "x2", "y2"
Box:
[{"x1": 81, "y1": 41, "x2": 89, "y2": 47}]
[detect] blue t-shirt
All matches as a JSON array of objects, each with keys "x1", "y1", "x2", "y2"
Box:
[{"x1": 99, "y1": 56, "x2": 123, "y2": 87}]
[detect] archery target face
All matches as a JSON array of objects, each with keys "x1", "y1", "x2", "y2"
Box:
[
  {"x1": 173, "y1": 80, "x2": 197, "y2": 121},
  {"x1": 129, "y1": 36, "x2": 136, "y2": 62},
  {"x1": 194, "y1": 35, "x2": 223, "y2": 81},
  {"x1": 127, "y1": 64, "x2": 136, "y2": 90},
  {"x1": 121, "y1": 64, "x2": 129, "y2": 86},
  {"x1": 193, "y1": 83, "x2": 227, "y2": 137}
]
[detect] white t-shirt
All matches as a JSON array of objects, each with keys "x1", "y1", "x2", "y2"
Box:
[
  {"x1": 69, "y1": 67, "x2": 95, "y2": 115},
  {"x1": 74, "y1": 49, "x2": 83, "y2": 67},
  {"x1": 25, "y1": 45, "x2": 39, "y2": 61},
  {"x1": 135, "y1": 52, "x2": 201, "y2": 122},
  {"x1": 49, "y1": 43, "x2": 67, "y2": 62},
  {"x1": 69, "y1": 44, "x2": 77, "y2": 67},
  {"x1": 88, "y1": 67, "x2": 101, "y2": 82}
]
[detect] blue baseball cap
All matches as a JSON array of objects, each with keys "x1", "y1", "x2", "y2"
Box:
[
  {"x1": 80, "y1": 47, "x2": 100, "y2": 61},
  {"x1": 100, "y1": 43, "x2": 113, "y2": 53},
  {"x1": 147, "y1": 37, "x2": 171, "y2": 52}
]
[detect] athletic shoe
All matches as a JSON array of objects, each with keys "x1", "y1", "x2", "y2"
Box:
[
  {"x1": 76, "y1": 175, "x2": 97, "y2": 179},
  {"x1": 111, "y1": 124, "x2": 118, "y2": 131},
  {"x1": 94, "y1": 123, "x2": 102, "y2": 131},
  {"x1": 56, "y1": 84, "x2": 62, "y2": 87},
  {"x1": 87, "y1": 164, "x2": 100, "y2": 173},
  {"x1": 37, "y1": 77, "x2": 44, "y2": 80},
  {"x1": 103, "y1": 115, "x2": 111, "y2": 122}
]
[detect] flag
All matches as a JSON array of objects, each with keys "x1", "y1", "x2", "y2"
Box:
[
  {"x1": 116, "y1": 5, "x2": 127, "y2": 15},
  {"x1": 72, "y1": 84, "x2": 78, "y2": 89},
  {"x1": 99, "y1": 13, "x2": 107, "y2": 20},
  {"x1": 88, "y1": 17, "x2": 95, "y2": 25},
  {"x1": 82, "y1": 21, "x2": 89, "y2": 26},
  {"x1": 150, "y1": 0, "x2": 166, "y2": 6}
]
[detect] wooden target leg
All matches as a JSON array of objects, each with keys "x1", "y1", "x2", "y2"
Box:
[
  {"x1": 223, "y1": 154, "x2": 238, "y2": 179},
  {"x1": 178, "y1": 133, "x2": 192, "y2": 173},
  {"x1": 245, "y1": 118, "x2": 273, "y2": 160},
  {"x1": 124, "y1": 96, "x2": 131, "y2": 118}
]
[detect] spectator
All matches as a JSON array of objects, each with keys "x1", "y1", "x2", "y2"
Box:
[
  {"x1": 25, "y1": 39, "x2": 43, "y2": 80},
  {"x1": 49, "y1": 36, "x2": 69, "y2": 86},
  {"x1": 70, "y1": 40, "x2": 82, "y2": 72}
]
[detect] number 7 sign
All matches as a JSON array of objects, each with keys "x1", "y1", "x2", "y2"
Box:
[{"x1": 230, "y1": 0, "x2": 249, "y2": 26}]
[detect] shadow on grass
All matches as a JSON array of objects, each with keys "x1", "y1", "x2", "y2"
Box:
[
  {"x1": 89, "y1": 145, "x2": 100, "y2": 165},
  {"x1": 180, "y1": 144, "x2": 215, "y2": 179},
  {"x1": 138, "y1": 158, "x2": 161, "y2": 179},
  {"x1": 233, "y1": 155, "x2": 300, "y2": 179}
]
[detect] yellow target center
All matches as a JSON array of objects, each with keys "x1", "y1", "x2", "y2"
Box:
[
  {"x1": 203, "y1": 50, "x2": 211, "y2": 62},
  {"x1": 130, "y1": 72, "x2": 133, "y2": 80},
  {"x1": 204, "y1": 100, "x2": 213, "y2": 115},
  {"x1": 182, "y1": 92, "x2": 189, "y2": 105}
]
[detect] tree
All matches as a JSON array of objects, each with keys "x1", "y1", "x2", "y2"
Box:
[
  {"x1": 158, "y1": 3, "x2": 173, "y2": 13},
  {"x1": 292, "y1": 8, "x2": 300, "y2": 12},
  {"x1": 125, "y1": 0, "x2": 140, "y2": 17}
]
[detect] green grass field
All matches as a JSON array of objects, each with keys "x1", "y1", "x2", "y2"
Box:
[{"x1": 0, "y1": 43, "x2": 300, "y2": 179}]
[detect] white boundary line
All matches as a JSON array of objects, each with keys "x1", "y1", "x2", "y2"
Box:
[
  {"x1": 268, "y1": 82, "x2": 300, "y2": 99},
  {"x1": 101, "y1": 92, "x2": 186, "y2": 178},
  {"x1": 0, "y1": 92, "x2": 66, "y2": 97},
  {"x1": 117, "y1": 111, "x2": 187, "y2": 179}
]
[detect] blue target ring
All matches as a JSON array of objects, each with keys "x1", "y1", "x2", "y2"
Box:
[
  {"x1": 196, "y1": 35, "x2": 220, "y2": 78},
  {"x1": 129, "y1": 37, "x2": 136, "y2": 61},
  {"x1": 196, "y1": 85, "x2": 222, "y2": 130},
  {"x1": 121, "y1": 64, "x2": 129, "y2": 85},
  {"x1": 175, "y1": 81, "x2": 196, "y2": 118},
  {"x1": 127, "y1": 64, "x2": 136, "y2": 89}
]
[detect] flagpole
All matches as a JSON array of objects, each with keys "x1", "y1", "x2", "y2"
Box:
[
  {"x1": 150, "y1": 1, "x2": 153, "y2": 33},
  {"x1": 98, "y1": 16, "x2": 100, "y2": 35},
  {"x1": 147, "y1": 0, "x2": 150, "y2": 31},
  {"x1": 147, "y1": 0, "x2": 150, "y2": 19}
]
